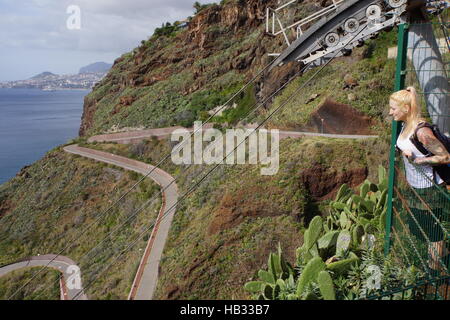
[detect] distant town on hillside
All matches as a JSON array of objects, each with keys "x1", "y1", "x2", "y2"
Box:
[{"x1": 0, "y1": 62, "x2": 112, "y2": 90}]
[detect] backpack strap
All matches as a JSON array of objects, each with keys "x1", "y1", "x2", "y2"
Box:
[
  {"x1": 410, "y1": 121, "x2": 433, "y2": 156},
  {"x1": 409, "y1": 122, "x2": 450, "y2": 185}
]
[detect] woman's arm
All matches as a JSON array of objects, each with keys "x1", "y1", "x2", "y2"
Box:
[{"x1": 413, "y1": 127, "x2": 450, "y2": 165}]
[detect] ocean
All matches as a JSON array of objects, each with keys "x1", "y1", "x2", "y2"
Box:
[{"x1": 0, "y1": 88, "x2": 89, "y2": 185}]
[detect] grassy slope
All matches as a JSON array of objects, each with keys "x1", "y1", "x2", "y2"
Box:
[
  {"x1": 84, "y1": 132, "x2": 389, "y2": 299},
  {"x1": 264, "y1": 31, "x2": 397, "y2": 134},
  {"x1": 0, "y1": 146, "x2": 161, "y2": 299},
  {"x1": 84, "y1": 26, "x2": 260, "y2": 135},
  {"x1": 0, "y1": 267, "x2": 59, "y2": 300},
  {"x1": 154, "y1": 136, "x2": 389, "y2": 299}
]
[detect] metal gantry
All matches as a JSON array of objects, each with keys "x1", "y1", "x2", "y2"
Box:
[{"x1": 266, "y1": 1, "x2": 448, "y2": 66}]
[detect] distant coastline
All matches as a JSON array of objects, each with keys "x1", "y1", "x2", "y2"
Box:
[
  {"x1": 42, "y1": 88, "x2": 92, "y2": 91},
  {"x1": 0, "y1": 62, "x2": 111, "y2": 91},
  {"x1": 0, "y1": 87, "x2": 92, "y2": 92},
  {"x1": 0, "y1": 72, "x2": 105, "y2": 90}
]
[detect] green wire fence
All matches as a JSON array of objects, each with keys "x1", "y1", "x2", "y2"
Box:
[{"x1": 381, "y1": 10, "x2": 450, "y2": 300}]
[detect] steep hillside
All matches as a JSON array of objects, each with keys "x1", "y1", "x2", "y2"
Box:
[
  {"x1": 80, "y1": 134, "x2": 389, "y2": 299},
  {"x1": 0, "y1": 268, "x2": 59, "y2": 300},
  {"x1": 78, "y1": 0, "x2": 346, "y2": 136},
  {"x1": 79, "y1": 0, "x2": 396, "y2": 139},
  {"x1": 154, "y1": 137, "x2": 390, "y2": 299},
  {"x1": 0, "y1": 145, "x2": 161, "y2": 299},
  {"x1": 73, "y1": 0, "x2": 397, "y2": 298}
]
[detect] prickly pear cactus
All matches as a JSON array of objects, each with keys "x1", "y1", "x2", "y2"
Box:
[
  {"x1": 246, "y1": 166, "x2": 391, "y2": 301},
  {"x1": 336, "y1": 230, "x2": 351, "y2": 256},
  {"x1": 352, "y1": 224, "x2": 365, "y2": 247},
  {"x1": 318, "y1": 270, "x2": 336, "y2": 300},
  {"x1": 326, "y1": 252, "x2": 359, "y2": 275},
  {"x1": 305, "y1": 216, "x2": 323, "y2": 250},
  {"x1": 268, "y1": 252, "x2": 281, "y2": 278},
  {"x1": 335, "y1": 183, "x2": 350, "y2": 201},
  {"x1": 318, "y1": 230, "x2": 340, "y2": 250},
  {"x1": 245, "y1": 244, "x2": 295, "y2": 299},
  {"x1": 296, "y1": 257, "x2": 326, "y2": 296},
  {"x1": 360, "y1": 180, "x2": 370, "y2": 198},
  {"x1": 263, "y1": 283, "x2": 274, "y2": 299}
]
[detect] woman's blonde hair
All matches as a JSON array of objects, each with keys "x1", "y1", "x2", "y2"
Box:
[{"x1": 389, "y1": 86, "x2": 426, "y2": 138}]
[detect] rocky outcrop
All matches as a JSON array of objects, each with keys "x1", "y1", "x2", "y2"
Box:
[
  {"x1": 207, "y1": 185, "x2": 289, "y2": 235},
  {"x1": 78, "y1": 0, "x2": 289, "y2": 136},
  {"x1": 301, "y1": 98, "x2": 376, "y2": 135},
  {"x1": 79, "y1": 96, "x2": 98, "y2": 136},
  {"x1": 0, "y1": 198, "x2": 13, "y2": 218},
  {"x1": 299, "y1": 164, "x2": 368, "y2": 201}
]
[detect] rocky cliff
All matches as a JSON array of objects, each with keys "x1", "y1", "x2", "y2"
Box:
[{"x1": 78, "y1": 0, "x2": 329, "y2": 136}]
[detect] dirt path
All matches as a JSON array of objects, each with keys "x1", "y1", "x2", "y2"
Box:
[{"x1": 88, "y1": 125, "x2": 378, "y2": 144}]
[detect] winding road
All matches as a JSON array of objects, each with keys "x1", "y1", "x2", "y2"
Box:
[
  {"x1": 0, "y1": 144, "x2": 178, "y2": 301},
  {"x1": 88, "y1": 125, "x2": 378, "y2": 144},
  {"x1": 0, "y1": 255, "x2": 87, "y2": 300},
  {"x1": 0, "y1": 125, "x2": 377, "y2": 300},
  {"x1": 63, "y1": 145, "x2": 178, "y2": 300}
]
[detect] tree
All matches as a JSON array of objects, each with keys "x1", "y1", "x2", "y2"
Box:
[{"x1": 193, "y1": 1, "x2": 203, "y2": 14}]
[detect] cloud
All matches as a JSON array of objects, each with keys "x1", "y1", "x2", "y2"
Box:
[
  {"x1": 0, "y1": 0, "x2": 218, "y2": 80},
  {"x1": 76, "y1": 0, "x2": 196, "y2": 20},
  {"x1": 0, "y1": 0, "x2": 216, "y2": 54}
]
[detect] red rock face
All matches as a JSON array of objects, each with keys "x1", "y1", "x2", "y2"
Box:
[
  {"x1": 79, "y1": 0, "x2": 285, "y2": 136},
  {"x1": 79, "y1": 96, "x2": 97, "y2": 136},
  {"x1": 302, "y1": 98, "x2": 376, "y2": 135},
  {"x1": 207, "y1": 183, "x2": 290, "y2": 236},
  {"x1": 77, "y1": 0, "x2": 360, "y2": 136},
  {"x1": 299, "y1": 165, "x2": 368, "y2": 201},
  {"x1": 0, "y1": 199, "x2": 12, "y2": 218}
]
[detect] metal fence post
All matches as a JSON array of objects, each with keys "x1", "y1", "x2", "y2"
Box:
[{"x1": 384, "y1": 23, "x2": 409, "y2": 256}]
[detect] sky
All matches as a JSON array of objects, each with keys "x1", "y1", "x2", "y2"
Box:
[{"x1": 0, "y1": 0, "x2": 217, "y2": 81}]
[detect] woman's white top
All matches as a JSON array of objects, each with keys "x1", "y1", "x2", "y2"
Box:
[{"x1": 396, "y1": 123, "x2": 443, "y2": 189}]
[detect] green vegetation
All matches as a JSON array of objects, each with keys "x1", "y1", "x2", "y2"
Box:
[
  {"x1": 264, "y1": 31, "x2": 398, "y2": 135},
  {"x1": 244, "y1": 167, "x2": 425, "y2": 300},
  {"x1": 193, "y1": 1, "x2": 215, "y2": 14},
  {"x1": 214, "y1": 84, "x2": 257, "y2": 125},
  {"x1": 0, "y1": 147, "x2": 161, "y2": 299},
  {"x1": 0, "y1": 268, "x2": 60, "y2": 300},
  {"x1": 153, "y1": 22, "x2": 182, "y2": 39}
]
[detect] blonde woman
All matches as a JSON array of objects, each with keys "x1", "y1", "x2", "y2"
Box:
[{"x1": 389, "y1": 86, "x2": 450, "y2": 274}]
